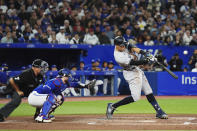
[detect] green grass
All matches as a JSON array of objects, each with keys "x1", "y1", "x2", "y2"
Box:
[{"x1": 0, "y1": 98, "x2": 196, "y2": 117}]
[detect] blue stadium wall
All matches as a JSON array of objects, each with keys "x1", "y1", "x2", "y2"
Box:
[{"x1": 0, "y1": 43, "x2": 196, "y2": 96}]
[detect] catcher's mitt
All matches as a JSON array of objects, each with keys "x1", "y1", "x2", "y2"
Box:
[{"x1": 86, "y1": 79, "x2": 96, "y2": 95}]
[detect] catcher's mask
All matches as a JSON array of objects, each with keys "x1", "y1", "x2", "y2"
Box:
[{"x1": 57, "y1": 68, "x2": 72, "y2": 78}]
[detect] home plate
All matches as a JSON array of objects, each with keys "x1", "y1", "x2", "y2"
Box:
[
  {"x1": 138, "y1": 120, "x2": 156, "y2": 123},
  {"x1": 87, "y1": 122, "x2": 96, "y2": 125},
  {"x1": 184, "y1": 122, "x2": 191, "y2": 125}
]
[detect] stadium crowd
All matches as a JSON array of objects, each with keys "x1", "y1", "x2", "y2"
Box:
[{"x1": 0, "y1": 0, "x2": 196, "y2": 46}]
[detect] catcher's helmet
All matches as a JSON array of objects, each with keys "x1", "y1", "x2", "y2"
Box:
[
  {"x1": 57, "y1": 68, "x2": 71, "y2": 78},
  {"x1": 114, "y1": 36, "x2": 125, "y2": 46}
]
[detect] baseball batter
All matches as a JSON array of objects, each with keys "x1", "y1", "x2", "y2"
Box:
[{"x1": 106, "y1": 36, "x2": 168, "y2": 119}]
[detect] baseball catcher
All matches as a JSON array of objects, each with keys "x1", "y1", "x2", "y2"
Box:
[
  {"x1": 28, "y1": 68, "x2": 96, "y2": 123},
  {"x1": 106, "y1": 36, "x2": 168, "y2": 119}
]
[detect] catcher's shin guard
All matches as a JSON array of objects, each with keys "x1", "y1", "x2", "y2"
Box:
[{"x1": 39, "y1": 94, "x2": 56, "y2": 118}]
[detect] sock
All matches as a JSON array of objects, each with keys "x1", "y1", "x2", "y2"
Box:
[
  {"x1": 112, "y1": 96, "x2": 134, "y2": 109},
  {"x1": 146, "y1": 93, "x2": 163, "y2": 114}
]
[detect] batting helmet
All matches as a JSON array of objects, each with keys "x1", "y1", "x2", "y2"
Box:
[
  {"x1": 114, "y1": 36, "x2": 125, "y2": 46},
  {"x1": 57, "y1": 68, "x2": 71, "y2": 78}
]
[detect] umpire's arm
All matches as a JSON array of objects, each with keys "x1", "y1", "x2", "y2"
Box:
[{"x1": 9, "y1": 78, "x2": 24, "y2": 96}]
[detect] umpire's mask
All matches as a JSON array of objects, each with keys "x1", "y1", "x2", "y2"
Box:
[{"x1": 32, "y1": 59, "x2": 49, "y2": 75}]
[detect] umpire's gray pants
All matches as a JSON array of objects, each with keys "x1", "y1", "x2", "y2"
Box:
[{"x1": 0, "y1": 86, "x2": 21, "y2": 118}]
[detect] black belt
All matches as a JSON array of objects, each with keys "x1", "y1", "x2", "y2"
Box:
[{"x1": 123, "y1": 67, "x2": 136, "y2": 71}]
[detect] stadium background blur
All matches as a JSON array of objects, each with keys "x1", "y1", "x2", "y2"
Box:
[{"x1": 0, "y1": 0, "x2": 197, "y2": 96}]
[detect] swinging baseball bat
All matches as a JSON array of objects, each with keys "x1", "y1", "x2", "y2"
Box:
[{"x1": 153, "y1": 49, "x2": 178, "y2": 79}]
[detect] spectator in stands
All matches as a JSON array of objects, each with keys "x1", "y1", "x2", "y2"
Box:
[
  {"x1": 0, "y1": 0, "x2": 195, "y2": 48},
  {"x1": 137, "y1": 16, "x2": 147, "y2": 31},
  {"x1": 70, "y1": 33, "x2": 80, "y2": 44},
  {"x1": 0, "y1": 0, "x2": 8, "y2": 13},
  {"x1": 98, "y1": 29, "x2": 111, "y2": 45},
  {"x1": 190, "y1": 34, "x2": 197, "y2": 45},
  {"x1": 30, "y1": 33, "x2": 40, "y2": 44},
  {"x1": 83, "y1": 28, "x2": 99, "y2": 45},
  {"x1": 182, "y1": 30, "x2": 193, "y2": 46},
  {"x1": 144, "y1": 35, "x2": 154, "y2": 46},
  {"x1": 64, "y1": 20, "x2": 73, "y2": 34},
  {"x1": 188, "y1": 49, "x2": 197, "y2": 70},
  {"x1": 154, "y1": 34, "x2": 163, "y2": 45},
  {"x1": 191, "y1": 62, "x2": 197, "y2": 72},
  {"x1": 0, "y1": 26, "x2": 3, "y2": 41},
  {"x1": 1, "y1": 32, "x2": 13, "y2": 43},
  {"x1": 123, "y1": 28, "x2": 134, "y2": 42},
  {"x1": 163, "y1": 36, "x2": 174, "y2": 46},
  {"x1": 48, "y1": 31, "x2": 58, "y2": 44},
  {"x1": 56, "y1": 26, "x2": 66, "y2": 44},
  {"x1": 12, "y1": 31, "x2": 18, "y2": 43},
  {"x1": 180, "y1": 1, "x2": 190, "y2": 16},
  {"x1": 168, "y1": 53, "x2": 183, "y2": 71},
  {"x1": 40, "y1": 33, "x2": 48, "y2": 44},
  {"x1": 105, "y1": 24, "x2": 114, "y2": 40}
]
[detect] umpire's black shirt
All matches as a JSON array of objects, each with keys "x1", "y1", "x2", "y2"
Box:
[{"x1": 7, "y1": 68, "x2": 44, "y2": 97}]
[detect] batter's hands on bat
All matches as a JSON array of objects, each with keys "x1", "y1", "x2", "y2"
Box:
[{"x1": 145, "y1": 52, "x2": 157, "y2": 63}]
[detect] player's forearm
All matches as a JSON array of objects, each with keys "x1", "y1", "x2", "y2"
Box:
[
  {"x1": 131, "y1": 48, "x2": 143, "y2": 54},
  {"x1": 9, "y1": 78, "x2": 20, "y2": 92}
]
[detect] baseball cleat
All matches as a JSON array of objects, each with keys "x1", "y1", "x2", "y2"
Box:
[
  {"x1": 106, "y1": 103, "x2": 115, "y2": 119},
  {"x1": 156, "y1": 112, "x2": 168, "y2": 119},
  {"x1": 0, "y1": 114, "x2": 4, "y2": 122},
  {"x1": 49, "y1": 115, "x2": 55, "y2": 120},
  {"x1": 35, "y1": 115, "x2": 52, "y2": 123}
]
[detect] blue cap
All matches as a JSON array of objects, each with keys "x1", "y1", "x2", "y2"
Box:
[
  {"x1": 51, "y1": 64, "x2": 57, "y2": 68},
  {"x1": 27, "y1": 64, "x2": 32, "y2": 68},
  {"x1": 91, "y1": 59, "x2": 95, "y2": 63},
  {"x1": 2, "y1": 63, "x2": 8, "y2": 67},
  {"x1": 80, "y1": 60, "x2": 84, "y2": 63},
  {"x1": 65, "y1": 33, "x2": 70, "y2": 36},
  {"x1": 108, "y1": 60, "x2": 114, "y2": 64},
  {"x1": 0, "y1": 67, "x2": 4, "y2": 71},
  {"x1": 101, "y1": 29, "x2": 106, "y2": 32},
  {"x1": 96, "y1": 58, "x2": 101, "y2": 62},
  {"x1": 21, "y1": 66, "x2": 26, "y2": 70},
  {"x1": 105, "y1": 23, "x2": 110, "y2": 27},
  {"x1": 35, "y1": 33, "x2": 39, "y2": 36},
  {"x1": 127, "y1": 26, "x2": 132, "y2": 30}
]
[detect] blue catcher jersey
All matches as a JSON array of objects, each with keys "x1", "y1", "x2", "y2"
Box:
[{"x1": 34, "y1": 78, "x2": 68, "y2": 95}]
